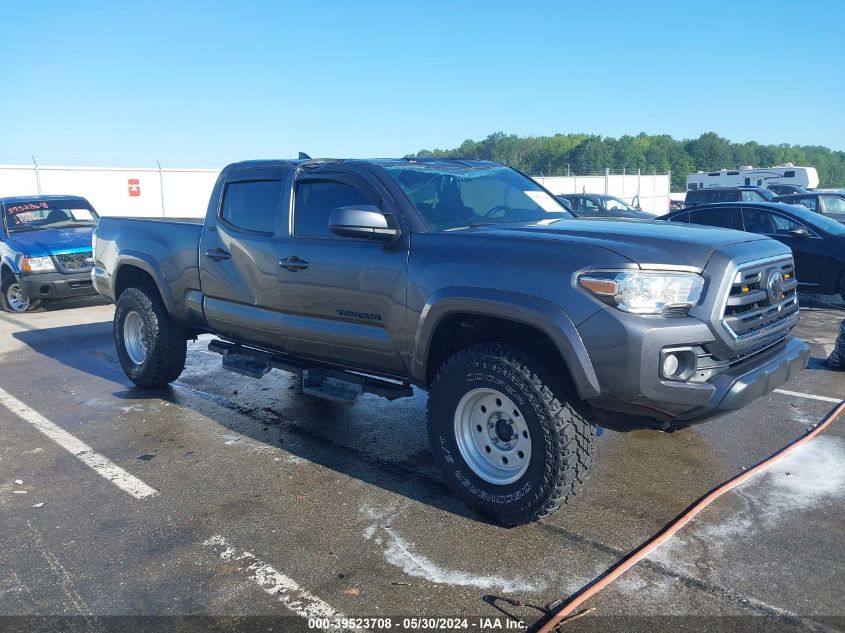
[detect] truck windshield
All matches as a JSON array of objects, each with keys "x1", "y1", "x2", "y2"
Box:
[
  {"x1": 383, "y1": 163, "x2": 572, "y2": 231},
  {"x1": 5, "y1": 201, "x2": 98, "y2": 233}
]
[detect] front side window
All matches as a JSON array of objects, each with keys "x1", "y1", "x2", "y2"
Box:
[
  {"x1": 4, "y1": 200, "x2": 97, "y2": 232},
  {"x1": 220, "y1": 180, "x2": 281, "y2": 234},
  {"x1": 294, "y1": 180, "x2": 376, "y2": 238},
  {"x1": 383, "y1": 164, "x2": 571, "y2": 231},
  {"x1": 743, "y1": 208, "x2": 804, "y2": 235}
]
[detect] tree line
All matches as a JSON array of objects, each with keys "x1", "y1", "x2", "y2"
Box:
[{"x1": 411, "y1": 132, "x2": 845, "y2": 191}]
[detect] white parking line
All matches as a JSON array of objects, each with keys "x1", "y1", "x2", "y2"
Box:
[
  {"x1": 0, "y1": 387, "x2": 158, "y2": 499},
  {"x1": 774, "y1": 389, "x2": 842, "y2": 405},
  {"x1": 204, "y1": 535, "x2": 367, "y2": 632}
]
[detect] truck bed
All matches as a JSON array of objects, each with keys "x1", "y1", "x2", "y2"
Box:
[{"x1": 92, "y1": 217, "x2": 204, "y2": 315}]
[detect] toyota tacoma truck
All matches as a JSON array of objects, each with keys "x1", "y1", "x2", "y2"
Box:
[
  {"x1": 92, "y1": 158, "x2": 810, "y2": 525},
  {"x1": 1, "y1": 195, "x2": 100, "y2": 312}
]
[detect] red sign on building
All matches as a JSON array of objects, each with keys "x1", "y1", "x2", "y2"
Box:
[{"x1": 128, "y1": 179, "x2": 141, "y2": 197}]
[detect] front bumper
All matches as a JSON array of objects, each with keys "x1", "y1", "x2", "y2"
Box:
[
  {"x1": 19, "y1": 271, "x2": 98, "y2": 300},
  {"x1": 675, "y1": 336, "x2": 810, "y2": 421},
  {"x1": 578, "y1": 307, "x2": 810, "y2": 427}
]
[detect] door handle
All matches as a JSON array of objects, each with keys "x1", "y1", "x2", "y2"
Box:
[
  {"x1": 204, "y1": 248, "x2": 231, "y2": 262},
  {"x1": 279, "y1": 256, "x2": 309, "y2": 272}
]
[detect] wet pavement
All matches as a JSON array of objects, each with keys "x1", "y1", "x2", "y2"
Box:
[{"x1": 0, "y1": 296, "x2": 843, "y2": 632}]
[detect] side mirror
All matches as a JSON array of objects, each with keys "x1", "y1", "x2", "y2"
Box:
[
  {"x1": 787, "y1": 227, "x2": 811, "y2": 239},
  {"x1": 328, "y1": 205, "x2": 399, "y2": 241}
]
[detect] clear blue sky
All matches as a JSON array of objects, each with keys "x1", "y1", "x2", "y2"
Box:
[{"x1": 1, "y1": 0, "x2": 843, "y2": 167}]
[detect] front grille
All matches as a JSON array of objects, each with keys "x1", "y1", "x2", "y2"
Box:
[
  {"x1": 721, "y1": 258, "x2": 799, "y2": 341},
  {"x1": 55, "y1": 251, "x2": 93, "y2": 272}
]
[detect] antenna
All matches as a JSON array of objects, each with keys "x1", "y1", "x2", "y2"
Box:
[{"x1": 298, "y1": 152, "x2": 312, "y2": 160}]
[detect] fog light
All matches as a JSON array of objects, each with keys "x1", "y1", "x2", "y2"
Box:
[
  {"x1": 662, "y1": 354, "x2": 680, "y2": 377},
  {"x1": 659, "y1": 347, "x2": 697, "y2": 382}
]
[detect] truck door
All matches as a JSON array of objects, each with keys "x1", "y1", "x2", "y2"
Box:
[
  {"x1": 271, "y1": 168, "x2": 409, "y2": 374},
  {"x1": 198, "y1": 165, "x2": 290, "y2": 343}
]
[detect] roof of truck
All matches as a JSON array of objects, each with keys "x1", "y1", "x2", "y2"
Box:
[{"x1": 223, "y1": 157, "x2": 500, "y2": 170}]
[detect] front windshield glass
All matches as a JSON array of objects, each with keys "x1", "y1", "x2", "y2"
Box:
[
  {"x1": 5, "y1": 201, "x2": 97, "y2": 232},
  {"x1": 383, "y1": 163, "x2": 573, "y2": 231},
  {"x1": 602, "y1": 196, "x2": 635, "y2": 211}
]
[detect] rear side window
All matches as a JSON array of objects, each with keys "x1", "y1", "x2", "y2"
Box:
[
  {"x1": 669, "y1": 211, "x2": 690, "y2": 223},
  {"x1": 740, "y1": 190, "x2": 763, "y2": 202},
  {"x1": 688, "y1": 207, "x2": 741, "y2": 229},
  {"x1": 220, "y1": 180, "x2": 281, "y2": 234},
  {"x1": 294, "y1": 180, "x2": 376, "y2": 238}
]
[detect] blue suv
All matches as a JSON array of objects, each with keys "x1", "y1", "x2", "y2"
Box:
[{"x1": 1, "y1": 195, "x2": 100, "y2": 312}]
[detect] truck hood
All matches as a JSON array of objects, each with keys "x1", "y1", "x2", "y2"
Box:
[
  {"x1": 5, "y1": 226, "x2": 94, "y2": 258},
  {"x1": 468, "y1": 218, "x2": 771, "y2": 269}
]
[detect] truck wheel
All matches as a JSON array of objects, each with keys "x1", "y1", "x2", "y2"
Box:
[
  {"x1": 115, "y1": 286, "x2": 186, "y2": 388},
  {"x1": 427, "y1": 343, "x2": 596, "y2": 526},
  {"x1": 1, "y1": 277, "x2": 40, "y2": 312}
]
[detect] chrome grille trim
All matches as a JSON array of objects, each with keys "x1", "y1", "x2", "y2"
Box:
[{"x1": 719, "y1": 255, "x2": 799, "y2": 343}]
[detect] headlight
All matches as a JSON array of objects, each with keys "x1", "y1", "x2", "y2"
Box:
[
  {"x1": 21, "y1": 256, "x2": 56, "y2": 273},
  {"x1": 577, "y1": 270, "x2": 704, "y2": 315}
]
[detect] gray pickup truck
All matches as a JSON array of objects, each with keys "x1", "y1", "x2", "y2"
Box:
[{"x1": 92, "y1": 158, "x2": 810, "y2": 525}]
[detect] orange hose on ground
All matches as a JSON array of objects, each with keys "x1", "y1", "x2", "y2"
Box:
[{"x1": 534, "y1": 399, "x2": 845, "y2": 633}]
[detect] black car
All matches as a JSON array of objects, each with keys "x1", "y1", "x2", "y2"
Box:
[
  {"x1": 661, "y1": 201, "x2": 845, "y2": 300},
  {"x1": 684, "y1": 186, "x2": 777, "y2": 207},
  {"x1": 768, "y1": 183, "x2": 810, "y2": 196},
  {"x1": 557, "y1": 194, "x2": 654, "y2": 219},
  {"x1": 774, "y1": 192, "x2": 845, "y2": 224}
]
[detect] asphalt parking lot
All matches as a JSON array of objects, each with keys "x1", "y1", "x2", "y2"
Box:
[{"x1": 1, "y1": 297, "x2": 843, "y2": 632}]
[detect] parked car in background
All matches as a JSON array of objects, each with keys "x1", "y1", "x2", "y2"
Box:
[
  {"x1": 661, "y1": 201, "x2": 845, "y2": 301},
  {"x1": 557, "y1": 194, "x2": 654, "y2": 219},
  {"x1": 554, "y1": 195, "x2": 573, "y2": 211},
  {"x1": 768, "y1": 183, "x2": 810, "y2": 196},
  {"x1": 1, "y1": 195, "x2": 99, "y2": 312},
  {"x1": 685, "y1": 186, "x2": 777, "y2": 207},
  {"x1": 774, "y1": 192, "x2": 845, "y2": 224}
]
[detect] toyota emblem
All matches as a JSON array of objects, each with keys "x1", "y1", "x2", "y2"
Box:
[{"x1": 766, "y1": 269, "x2": 784, "y2": 303}]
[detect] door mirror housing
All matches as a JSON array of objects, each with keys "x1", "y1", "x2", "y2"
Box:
[
  {"x1": 328, "y1": 206, "x2": 399, "y2": 241},
  {"x1": 787, "y1": 227, "x2": 811, "y2": 239}
]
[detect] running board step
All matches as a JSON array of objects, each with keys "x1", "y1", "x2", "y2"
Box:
[
  {"x1": 221, "y1": 352, "x2": 271, "y2": 379},
  {"x1": 208, "y1": 340, "x2": 413, "y2": 401},
  {"x1": 302, "y1": 369, "x2": 362, "y2": 404}
]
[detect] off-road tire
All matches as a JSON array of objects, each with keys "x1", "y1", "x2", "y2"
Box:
[
  {"x1": 427, "y1": 343, "x2": 596, "y2": 526},
  {"x1": 115, "y1": 286, "x2": 186, "y2": 387}
]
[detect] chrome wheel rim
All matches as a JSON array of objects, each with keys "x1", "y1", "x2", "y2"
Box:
[
  {"x1": 453, "y1": 388, "x2": 532, "y2": 485},
  {"x1": 6, "y1": 283, "x2": 30, "y2": 312},
  {"x1": 123, "y1": 311, "x2": 148, "y2": 365}
]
